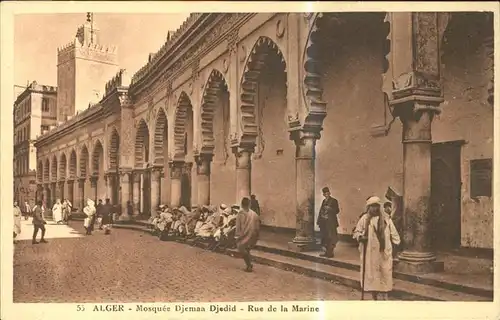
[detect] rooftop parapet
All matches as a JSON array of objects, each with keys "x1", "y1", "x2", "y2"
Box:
[
  {"x1": 36, "y1": 102, "x2": 103, "y2": 142},
  {"x1": 131, "y1": 13, "x2": 203, "y2": 85},
  {"x1": 104, "y1": 69, "x2": 131, "y2": 97},
  {"x1": 57, "y1": 39, "x2": 117, "y2": 58}
]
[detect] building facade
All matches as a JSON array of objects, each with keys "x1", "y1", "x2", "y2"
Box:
[
  {"x1": 13, "y1": 81, "x2": 57, "y2": 207},
  {"x1": 34, "y1": 13, "x2": 494, "y2": 272}
]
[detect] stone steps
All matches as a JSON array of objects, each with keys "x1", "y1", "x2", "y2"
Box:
[
  {"x1": 111, "y1": 222, "x2": 490, "y2": 301},
  {"x1": 253, "y1": 243, "x2": 493, "y2": 299}
]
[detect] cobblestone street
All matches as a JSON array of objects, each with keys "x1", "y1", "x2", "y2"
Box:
[{"x1": 14, "y1": 219, "x2": 359, "y2": 303}]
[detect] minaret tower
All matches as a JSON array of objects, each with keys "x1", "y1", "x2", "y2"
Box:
[{"x1": 56, "y1": 13, "x2": 119, "y2": 121}]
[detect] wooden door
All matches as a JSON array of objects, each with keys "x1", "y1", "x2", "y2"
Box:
[{"x1": 431, "y1": 141, "x2": 463, "y2": 250}]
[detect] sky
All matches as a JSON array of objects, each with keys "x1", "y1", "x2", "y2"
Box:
[{"x1": 14, "y1": 13, "x2": 190, "y2": 90}]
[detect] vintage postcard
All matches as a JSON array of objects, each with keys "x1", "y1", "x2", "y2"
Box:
[{"x1": 1, "y1": 1, "x2": 498, "y2": 320}]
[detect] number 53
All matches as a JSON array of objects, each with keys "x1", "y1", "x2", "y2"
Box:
[{"x1": 77, "y1": 305, "x2": 85, "y2": 311}]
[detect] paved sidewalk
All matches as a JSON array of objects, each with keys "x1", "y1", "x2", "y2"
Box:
[{"x1": 15, "y1": 218, "x2": 84, "y2": 241}]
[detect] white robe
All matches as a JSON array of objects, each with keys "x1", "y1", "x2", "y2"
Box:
[
  {"x1": 52, "y1": 203, "x2": 63, "y2": 222},
  {"x1": 353, "y1": 213, "x2": 400, "y2": 292},
  {"x1": 83, "y1": 205, "x2": 96, "y2": 228}
]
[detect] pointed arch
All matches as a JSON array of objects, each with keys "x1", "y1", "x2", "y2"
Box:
[
  {"x1": 173, "y1": 92, "x2": 193, "y2": 160},
  {"x1": 200, "y1": 69, "x2": 229, "y2": 154},
  {"x1": 51, "y1": 155, "x2": 58, "y2": 181},
  {"x1": 239, "y1": 36, "x2": 287, "y2": 146},
  {"x1": 108, "y1": 128, "x2": 120, "y2": 172},
  {"x1": 79, "y1": 145, "x2": 89, "y2": 177},
  {"x1": 92, "y1": 140, "x2": 104, "y2": 174},
  {"x1": 59, "y1": 153, "x2": 67, "y2": 179},
  {"x1": 134, "y1": 119, "x2": 150, "y2": 167},
  {"x1": 302, "y1": 13, "x2": 386, "y2": 129},
  {"x1": 69, "y1": 149, "x2": 77, "y2": 178},
  {"x1": 153, "y1": 108, "x2": 168, "y2": 165}
]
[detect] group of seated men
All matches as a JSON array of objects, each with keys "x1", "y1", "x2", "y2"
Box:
[{"x1": 148, "y1": 203, "x2": 240, "y2": 250}]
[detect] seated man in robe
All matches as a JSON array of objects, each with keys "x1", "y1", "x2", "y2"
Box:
[
  {"x1": 196, "y1": 207, "x2": 219, "y2": 239},
  {"x1": 185, "y1": 207, "x2": 202, "y2": 237},
  {"x1": 149, "y1": 204, "x2": 166, "y2": 232},
  {"x1": 219, "y1": 213, "x2": 238, "y2": 249},
  {"x1": 171, "y1": 206, "x2": 191, "y2": 238},
  {"x1": 156, "y1": 208, "x2": 174, "y2": 240}
]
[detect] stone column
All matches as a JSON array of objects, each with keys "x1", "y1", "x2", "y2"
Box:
[
  {"x1": 132, "y1": 170, "x2": 141, "y2": 215},
  {"x1": 119, "y1": 170, "x2": 132, "y2": 220},
  {"x1": 386, "y1": 12, "x2": 448, "y2": 273},
  {"x1": 42, "y1": 184, "x2": 48, "y2": 204},
  {"x1": 150, "y1": 166, "x2": 162, "y2": 211},
  {"x1": 51, "y1": 182, "x2": 57, "y2": 206},
  {"x1": 395, "y1": 104, "x2": 443, "y2": 273},
  {"x1": 195, "y1": 154, "x2": 212, "y2": 207},
  {"x1": 233, "y1": 147, "x2": 253, "y2": 203},
  {"x1": 78, "y1": 177, "x2": 86, "y2": 209},
  {"x1": 58, "y1": 180, "x2": 65, "y2": 201},
  {"x1": 90, "y1": 175, "x2": 98, "y2": 202},
  {"x1": 104, "y1": 173, "x2": 113, "y2": 201},
  {"x1": 288, "y1": 130, "x2": 320, "y2": 252},
  {"x1": 169, "y1": 161, "x2": 184, "y2": 208},
  {"x1": 66, "y1": 179, "x2": 74, "y2": 205}
]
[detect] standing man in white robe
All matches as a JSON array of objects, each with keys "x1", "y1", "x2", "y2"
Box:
[
  {"x1": 353, "y1": 196, "x2": 401, "y2": 300},
  {"x1": 235, "y1": 197, "x2": 260, "y2": 272}
]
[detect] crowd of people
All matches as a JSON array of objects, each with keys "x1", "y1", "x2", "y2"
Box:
[{"x1": 148, "y1": 194, "x2": 261, "y2": 252}]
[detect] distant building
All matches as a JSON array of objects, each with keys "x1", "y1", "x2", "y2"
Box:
[{"x1": 13, "y1": 81, "x2": 57, "y2": 207}]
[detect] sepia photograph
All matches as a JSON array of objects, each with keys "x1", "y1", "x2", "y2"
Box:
[{"x1": 1, "y1": 2, "x2": 498, "y2": 320}]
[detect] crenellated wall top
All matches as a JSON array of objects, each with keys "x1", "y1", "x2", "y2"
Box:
[{"x1": 104, "y1": 69, "x2": 131, "y2": 97}]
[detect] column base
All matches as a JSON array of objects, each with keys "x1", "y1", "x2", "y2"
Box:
[
  {"x1": 119, "y1": 214, "x2": 131, "y2": 221},
  {"x1": 288, "y1": 240, "x2": 320, "y2": 252},
  {"x1": 396, "y1": 251, "x2": 444, "y2": 274}
]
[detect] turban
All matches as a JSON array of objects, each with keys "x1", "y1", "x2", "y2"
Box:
[{"x1": 366, "y1": 196, "x2": 382, "y2": 207}]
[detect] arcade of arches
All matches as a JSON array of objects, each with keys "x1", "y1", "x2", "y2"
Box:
[{"x1": 34, "y1": 13, "x2": 494, "y2": 273}]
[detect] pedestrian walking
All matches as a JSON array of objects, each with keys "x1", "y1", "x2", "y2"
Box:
[
  {"x1": 32, "y1": 200, "x2": 48, "y2": 244},
  {"x1": 24, "y1": 201, "x2": 31, "y2": 220},
  {"x1": 317, "y1": 187, "x2": 340, "y2": 258},
  {"x1": 52, "y1": 199, "x2": 63, "y2": 224},
  {"x1": 83, "y1": 199, "x2": 96, "y2": 235},
  {"x1": 353, "y1": 196, "x2": 401, "y2": 300},
  {"x1": 101, "y1": 198, "x2": 113, "y2": 235},
  {"x1": 96, "y1": 199, "x2": 104, "y2": 230},
  {"x1": 62, "y1": 199, "x2": 71, "y2": 224},
  {"x1": 250, "y1": 194, "x2": 261, "y2": 216},
  {"x1": 14, "y1": 200, "x2": 22, "y2": 244},
  {"x1": 235, "y1": 197, "x2": 261, "y2": 272}
]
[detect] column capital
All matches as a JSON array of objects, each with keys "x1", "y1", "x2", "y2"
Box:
[
  {"x1": 169, "y1": 161, "x2": 184, "y2": 179},
  {"x1": 233, "y1": 147, "x2": 252, "y2": 170},
  {"x1": 66, "y1": 177, "x2": 75, "y2": 183},
  {"x1": 195, "y1": 153, "x2": 213, "y2": 165},
  {"x1": 289, "y1": 129, "x2": 321, "y2": 143},
  {"x1": 149, "y1": 165, "x2": 163, "y2": 180},
  {"x1": 77, "y1": 176, "x2": 86, "y2": 183},
  {"x1": 195, "y1": 153, "x2": 212, "y2": 176},
  {"x1": 231, "y1": 143, "x2": 255, "y2": 155},
  {"x1": 132, "y1": 170, "x2": 142, "y2": 183}
]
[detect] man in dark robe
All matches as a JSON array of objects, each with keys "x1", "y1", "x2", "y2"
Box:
[
  {"x1": 250, "y1": 194, "x2": 261, "y2": 216},
  {"x1": 101, "y1": 198, "x2": 113, "y2": 235},
  {"x1": 317, "y1": 187, "x2": 340, "y2": 258}
]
